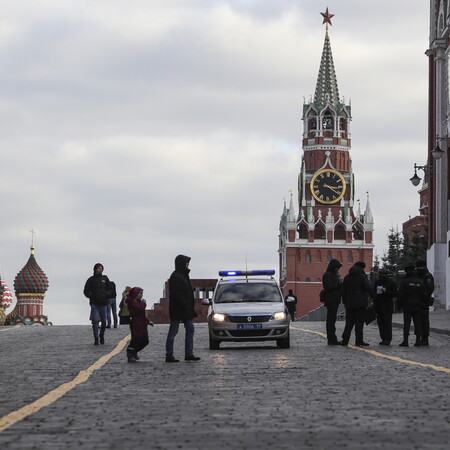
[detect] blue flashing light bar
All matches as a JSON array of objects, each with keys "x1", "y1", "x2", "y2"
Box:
[{"x1": 218, "y1": 270, "x2": 275, "y2": 277}]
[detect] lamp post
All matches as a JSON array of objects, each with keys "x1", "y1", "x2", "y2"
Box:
[{"x1": 410, "y1": 163, "x2": 432, "y2": 187}]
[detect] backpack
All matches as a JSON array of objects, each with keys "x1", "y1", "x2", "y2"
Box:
[{"x1": 118, "y1": 299, "x2": 131, "y2": 325}]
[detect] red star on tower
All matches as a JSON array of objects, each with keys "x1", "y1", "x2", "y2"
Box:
[{"x1": 320, "y1": 7, "x2": 334, "y2": 26}]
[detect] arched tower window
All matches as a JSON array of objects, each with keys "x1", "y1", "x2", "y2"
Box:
[
  {"x1": 298, "y1": 223, "x2": 308, "y2": 239},
  {"x1": 352, "y1": 222, "x2": 364, "y2": 240},
  {"x1": 334, "y1": 223, "x2": 346, "y2": 240},
  {"x1": 305, "y1": 252, "x2": 312, "y2": 263},
  {"x1": 339, "y1": 117, "x2": 347, "y2": 132},
  {"x1": 305, "y1": 277, "x2": 311, "y2": 282},
  {"x1": 327, "y1": 251, "x2": 332, "y2": 263},
  {"x1": 322, "y1": 111, "x2": 334, "y2": 130},
  {"x1": 308, "y1": 117, "x2": 317, "y2": 131},
  {"x1": 314, "y1": 223, "x2": 326, "y2": 240},
  {"x1": 347, "y1": 252, "x2": 353, "y2": 264}
]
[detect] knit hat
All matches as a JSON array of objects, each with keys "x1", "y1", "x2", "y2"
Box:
[
  {"x1": 128, "y1": 287, "x2": 143, "y2": 298},
  {"x1": 93, "y1": 263, "x2": 103, "y2": 272}
]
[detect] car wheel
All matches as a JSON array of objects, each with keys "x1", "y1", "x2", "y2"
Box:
[
  {"x1": 209, "y1": 335, "x2": 221, "y2": 350},
  {"x1": 277, "y1": 332, "x2": 290, "y2": 349}
]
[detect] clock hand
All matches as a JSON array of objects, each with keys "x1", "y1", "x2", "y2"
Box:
[{"x1": 323, "y1": 184, "x2": 341, "y2": 194}]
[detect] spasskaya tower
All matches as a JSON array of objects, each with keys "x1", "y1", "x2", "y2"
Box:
[{"x1": 278, "y1": 8, "x2": 374, "y2": 318}]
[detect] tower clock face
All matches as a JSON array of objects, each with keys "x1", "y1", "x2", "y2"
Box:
[{"x1": 310, "y1": 169, "x2": 346, "y2": 204}]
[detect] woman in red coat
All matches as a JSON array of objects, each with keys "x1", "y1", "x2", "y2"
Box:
[{"x1": 125, "y1": 287, "x2": 153, "y2": 362}]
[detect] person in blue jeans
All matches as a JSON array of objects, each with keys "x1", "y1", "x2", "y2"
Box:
[
  {"x1": 165, "y1": 255, "x2": 200, "y2": 362},
  {"x1": 83, "y1": 263, "x2": 110, "y2": 345},
  {"x1": 106, "y1": 280, "x2": 118, "y2": 329}
]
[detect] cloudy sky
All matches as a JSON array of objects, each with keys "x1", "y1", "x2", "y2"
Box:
[{"x1": 0, "y1": 0, "x2": 429, "y2": 325}]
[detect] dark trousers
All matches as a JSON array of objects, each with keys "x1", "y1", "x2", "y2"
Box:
[
  {"x1": 325, "y1": 302, "x2": 339, "y2": 342},
  {"x1": 127, "y1": 335, "x2": 149, "y2": 356},
  {"x1": 287, "y1": 306, "x2": 296, "y2": 322},
  {"x1": 342, "y1": 307, "x2": 365, "y2": 344},
  {"x1": 376, "y1": 312, "x2": 392, "y2": 343},
  {"x1": 403, "y1": 311, "x2": 422, "y2": 337},
  {"x1": 420, "y1": 308, "x2": 430, "y2": 337}
]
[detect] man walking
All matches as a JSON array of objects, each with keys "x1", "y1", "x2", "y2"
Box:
[
  {"x1": 373, "y1": 269, "x2": 397, "y2": 345},
  {"x1": 284, "y1": 289, "x2": 297, "y2": 322},
  {"x1": 416, "y1": 259, "x2": 435, "y2": 346},
  {"x1": 83, "y1": 263, "x2": 110, "y2": 345},
  {"x1": 165, "y1": 255, "x2": 200, "y2": 362},
  {"x1": 106, "y1": 280, "x2": 118, "y2": 329}
]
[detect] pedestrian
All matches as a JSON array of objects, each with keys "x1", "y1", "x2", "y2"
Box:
[
  {"x1": 373, "y1": 269, "x2": 397, "y2": 345},
  {"x1": 341, "y1": 261, "x2": 374, "y2": 347},
  {"x1": 106, "y1": 280, "x2": 118, "y2": 329},
  {"x1": 83, "y1": 263, "x2": 110, "y2": 345},
  {"x1": 284, "y1": 289, "x2": 297, "y2": 322},
  {"x1": 398, "y1": 264, "x2": 427, "y2": 347},
  {"x1": 118, "y1": 286, "x2": 132, "y2": 325},
  {"x1": 165, "y1": 254, "x2": 200, "y2": 362},
  {"x1": 321, "y1": 259, "x2": 342, "y2": 345},
  {"x1": 416, "y1": 259, "x2": 435, "y2": 346},
  {"x1": 125, "y1": 287, "x2": 153, "y2": 362}
]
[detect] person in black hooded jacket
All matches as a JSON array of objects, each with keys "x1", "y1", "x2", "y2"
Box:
[
  {"x1": 322, "y1": 259, "x2": 343, "y2": 345},
  {"x1": 165, "y1": 255, "x2": 200, "y2": 362},
  {"x1": 83, "y1": 263, "x2": 110, "y2": 345},
  {"x1": 341, "y1": 261, "x2": 375, "y2": 346}
]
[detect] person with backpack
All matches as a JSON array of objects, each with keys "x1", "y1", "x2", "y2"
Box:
[{"x1": 118, "y1": 286, "x2": 132, "y2": 325}]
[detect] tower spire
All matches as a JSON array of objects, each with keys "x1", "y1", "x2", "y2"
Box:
[{"x1": 314, "y1": 8, "x2": 339, "y2": 109}]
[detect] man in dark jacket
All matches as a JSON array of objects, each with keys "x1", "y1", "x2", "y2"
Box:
[
  {"x1": 416, "y1": 259, "x2": 435, "y2": 346},
  {"x1": 284, "y1": 289, "x2": 298, "y2": 322},
  {"x1": 165, "y1": 255, "x2": 200, "y2": 362},
  {"x1": 83, "y1": 263, "x2": 110, "y2": 345},
  {"x1": 398, "y1": 264, "x2": 427, "y2": 347},
  {"x1": 322, "y1": 259, "x2": 342, "y2": 345},
  {"x1": 374, "y1": 269, "x2": 397, "y2": 345},
  {"x1": 341, "y1": 261, "x2": 375, "y2": 346}
]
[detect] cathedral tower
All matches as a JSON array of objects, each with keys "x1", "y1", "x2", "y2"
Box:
[{"x1": 278, "y1": 9, "x2": 374, "y2": 318}]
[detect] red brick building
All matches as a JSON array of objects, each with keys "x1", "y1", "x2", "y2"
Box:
[{"x1": 278, "y1": 10, "x2": 374, "y2": 318}]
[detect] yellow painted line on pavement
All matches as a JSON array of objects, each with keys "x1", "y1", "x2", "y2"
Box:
[
  {"x1": 0, "y1": 333, "x2": 131, "y2": 433},
  {"x1": 0, "y1": 325, "x2": 21, "y2": 333},
  {"x1": 292, "y1": 325, "x2": 450, "y2": 375}
]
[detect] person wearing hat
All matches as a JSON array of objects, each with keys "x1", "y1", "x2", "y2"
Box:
[
  {"x1": 125, "y1": 287, "x2": 153, "y2": 362},
  {"x1": 397, "y1": 264, "x2": 427, "y2": 347},
  {"x1": 341, "y1": 261, "x2": 375, "y2": 346},
  {"x1": 118, "y1": 286, "x2": 132, "y2": 325},
  {"x1": 415, "y1": 259, "x2": 435, "y2": 346},
  {"x1": 83, "y1": 263, "x2": 111, "y2": 345},
  {"x1": 373, "y1": 269, "x2": 397, "y2": 345},
  {"x1": 165, "y1": 255, "x2": 200, "y2": 362},
  {"x1": 321, "y1": 259, "x2": 343, "y2": 345}
]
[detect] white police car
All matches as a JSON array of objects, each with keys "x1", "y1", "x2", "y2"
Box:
[{"x1": 202, "y1": 270, "x2": 291, "y2": 349}]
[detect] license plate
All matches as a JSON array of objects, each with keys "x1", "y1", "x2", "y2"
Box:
[{"x1": 237, "y1": 323, "x2": 262, "y2": 330}]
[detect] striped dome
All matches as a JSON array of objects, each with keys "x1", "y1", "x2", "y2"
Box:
[
  {"x1": 14, "y1": 249, "x2": 49, "y2": 295},
  {"x1": 0, "y1": 279, "x2": 13, "y2": 308}
]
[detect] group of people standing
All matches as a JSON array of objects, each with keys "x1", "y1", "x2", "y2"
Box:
[
  {"x1": 321, "y1": 259, "x2": 434, "y2": 347},
  {"x1": 83, "y1": 255, "x2": 201, "y2": 363}
]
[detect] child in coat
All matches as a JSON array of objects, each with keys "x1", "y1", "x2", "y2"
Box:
[{"x1": 125, "y1": 287, "x2": 153, "y2": 362}]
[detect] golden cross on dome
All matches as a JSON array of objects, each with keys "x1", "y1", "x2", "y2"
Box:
[
  {"x1": 321, "y1": 7, "x2": 334, "y2": 27},
  {"x1": 30, "y1": 228, "x2": 36, "y2": 254}
]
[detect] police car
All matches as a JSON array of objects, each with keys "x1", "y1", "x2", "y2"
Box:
[{"x1": 202, "y1": 270, "x2": 291, "y2": 349}]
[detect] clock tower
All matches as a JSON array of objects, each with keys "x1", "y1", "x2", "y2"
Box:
[{"x1": 278, "y1": 9, "x2": 374, "y2": 318}]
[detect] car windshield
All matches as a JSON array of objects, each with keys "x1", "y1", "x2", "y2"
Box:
[{"x1": 215, "y1": 282, "x2": 282, "y2": 303}]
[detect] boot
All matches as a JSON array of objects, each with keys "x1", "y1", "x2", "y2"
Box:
[
  {"x1": 127, "y1": 351, "x2": 137, "y2": 363},
  {"x1": 414, "y1": 336, "x2": 421, "y2": 347},
  {"x1": 94, "y1": 337, "x2": 99, "y2": 345},
  {"x1": 399, "y1": 336, "x2": 409, "y2": 347},
  {"x1": 421, "y1": 336, "x2": 429, "y2": 346},
  {"x1": 100, "y1": 334, "x2": 105, "y2": 344}
]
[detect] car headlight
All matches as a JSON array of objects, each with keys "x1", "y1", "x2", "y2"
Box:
[
  {"x1": 271, "y1": 311, "x2": 287, "y2": 321},
  {"x1": 212, "y1": 313, "x2": 227, "y2": 322}
]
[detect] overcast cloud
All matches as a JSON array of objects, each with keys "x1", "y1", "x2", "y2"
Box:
[{"x1": 0, "y1": 0, "x2": 429, "y2": 324}]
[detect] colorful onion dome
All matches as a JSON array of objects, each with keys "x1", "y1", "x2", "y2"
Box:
[
  {"x1": 0, "y1": 279, "x2": 13, "y2": 308},
  {"x1": 14, "y1": 246, "x2": 49, "y2": 295}
]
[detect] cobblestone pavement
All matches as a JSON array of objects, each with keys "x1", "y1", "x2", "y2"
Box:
[{"x1": 1, "y1": 322, "x2": 450, "y2": 449}]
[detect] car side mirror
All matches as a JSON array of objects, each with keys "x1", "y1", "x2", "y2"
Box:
[{"x1": 201, "y1": 298, "x2": 211, "y2": 306}]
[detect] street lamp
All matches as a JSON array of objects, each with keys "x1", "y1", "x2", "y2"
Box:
[
  {"x1": 410, "y1": 163, "x2": 432, "y2": 186},
  {"x1": 432, "y1": 136, "x2": 449, "y2": 160}
]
